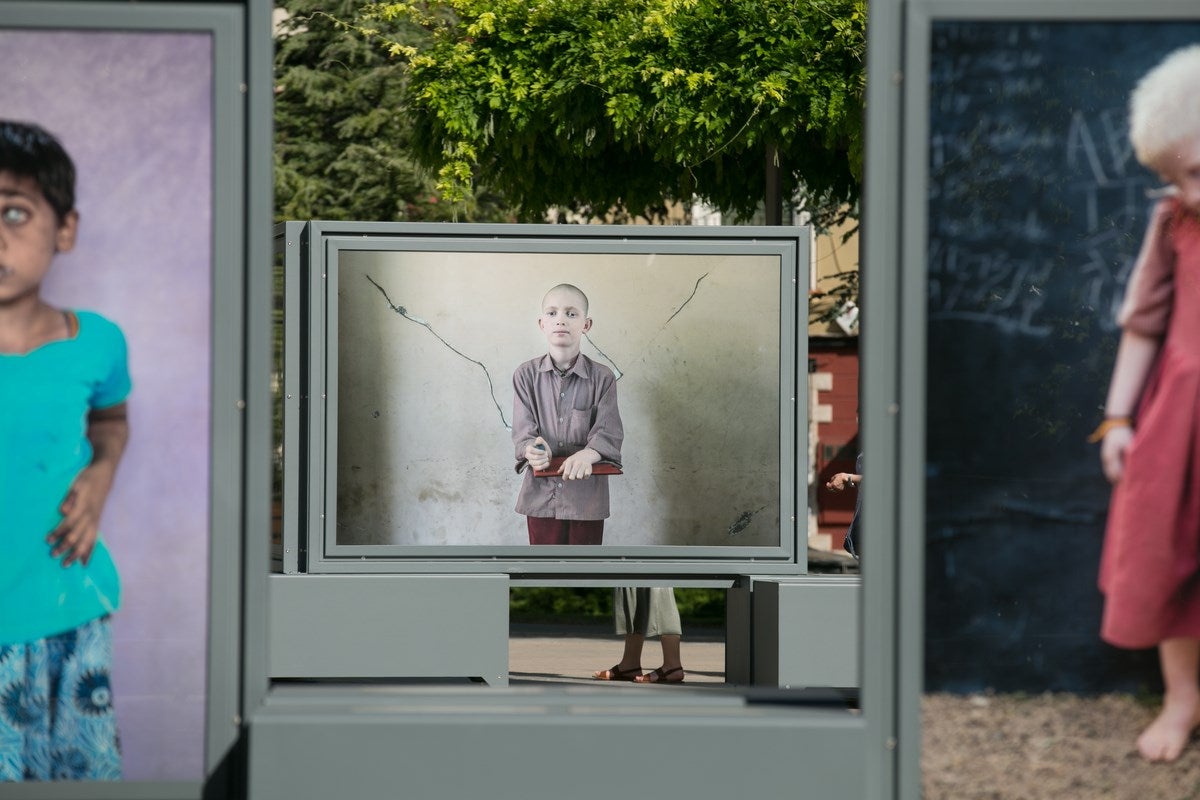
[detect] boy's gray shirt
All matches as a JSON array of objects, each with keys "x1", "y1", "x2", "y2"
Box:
[{"x1": 512, "y1": 353, "x2": 623, "y2": 520}]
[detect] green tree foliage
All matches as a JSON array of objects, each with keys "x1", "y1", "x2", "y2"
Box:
[
  {"x1": 355, "y1": 0, "x2": 866, "y2": 225},
  {"x1": 510, "y1": 588, "x2": 725, "y2": 626},
  {"x1": 274, "y1": 0, "x2": 514, "y2": 222}
]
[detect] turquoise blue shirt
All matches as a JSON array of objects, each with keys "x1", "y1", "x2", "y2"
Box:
[{"x1": 0, "y1": 310, "x2": 131, "y2": 645}]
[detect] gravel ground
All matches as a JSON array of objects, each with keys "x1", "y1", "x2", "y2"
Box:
[{"x1": 923, "y1": 692, "x2": 1200, "y2": 800}]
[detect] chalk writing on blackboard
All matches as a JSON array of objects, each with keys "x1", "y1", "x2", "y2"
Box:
[{"x1": 926, "y1": 21, "x2": 1168, "y2": 339}]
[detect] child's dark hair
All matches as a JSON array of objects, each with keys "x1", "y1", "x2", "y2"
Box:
[{"x1": 0, "y1": 119, "x2": 76, "y2": 220}]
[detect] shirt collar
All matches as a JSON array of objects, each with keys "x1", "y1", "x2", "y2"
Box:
[{"x1": 537, "y1": 353, "x2": 590, "y2": 378}]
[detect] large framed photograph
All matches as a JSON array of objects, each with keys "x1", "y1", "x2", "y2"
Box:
[
  {"x1": 277, "y1": 222, "x2": 806, "y2": 574},
  {"x1": 889, "y1": 1, "x2": 1200, "y2": 797},
  {"x1": 0, "y1": 2, "x2": 246, "y2": 790}
]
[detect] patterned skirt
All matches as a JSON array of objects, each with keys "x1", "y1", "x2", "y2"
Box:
[{"x1": 0, "y1": 616, "x2": 121, "y2": 781}]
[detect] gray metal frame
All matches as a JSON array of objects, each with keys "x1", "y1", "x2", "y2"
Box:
[
  {"x1": 283, "y1": 221, "x2": 808, "y2": 576},
  {"x1": 887, "y1": 3, "x2": 1200, "y2": 798},
  {"x1": 272, "y1": 222, "x2": 308, "y2": 576},
  {"x1": 860, "y1": 1, "x2": 907, "y2": 797}
]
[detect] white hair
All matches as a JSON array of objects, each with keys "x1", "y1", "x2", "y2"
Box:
[{"x1": 1129, "y1": 44, "x2": 1200, "y2": 170}]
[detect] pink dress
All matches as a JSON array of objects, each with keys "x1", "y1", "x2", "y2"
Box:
[{"x1": 1099, "y1": 197, "x2": 1200, "y2": 649}]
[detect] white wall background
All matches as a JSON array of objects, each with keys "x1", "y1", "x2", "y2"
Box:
[{"x1": 335, "y1": 250, "x2": 785, "y2": 548}]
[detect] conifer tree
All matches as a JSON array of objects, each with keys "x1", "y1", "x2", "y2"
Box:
[{"x1": 274, "y1": 0, "x2": 513, "y2": 222}]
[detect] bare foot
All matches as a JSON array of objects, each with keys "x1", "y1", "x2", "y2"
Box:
[{"x1": 1137, "y1": 696, "x2": 1200, "y2": 762}]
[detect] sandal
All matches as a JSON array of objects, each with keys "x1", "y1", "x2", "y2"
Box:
[
  {"x1": 635, "y1": 666, "x2": 685, "y2": 684},
  {"x1": 593, "y1": 664, "x2": 641, "y2": 681}
]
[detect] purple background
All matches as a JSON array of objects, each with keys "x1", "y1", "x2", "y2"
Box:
[{"x1": 1, "y1": 31, "x2": 213, "y2": 781}]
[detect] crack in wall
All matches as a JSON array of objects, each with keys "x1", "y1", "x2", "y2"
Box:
[
  {"x1": 365, "y1": 274, "x2": 511, "y2": 430},
  {"x1": 584, "y1": 333, "x2": 623, "y2": 380},
  {"x1": 586, "y1": 271, "x2": 711, "y2": 382},
  {"x1": 726, "y1": 505, "x2": 767, "y2": 537},
  {"x1": 663, "y1": 272, "x2": 709, "y2": 327}
]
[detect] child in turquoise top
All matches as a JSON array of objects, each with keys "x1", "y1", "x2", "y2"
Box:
[{"x1": 0, "y1": 120, "x2": 130, "y2": 780}]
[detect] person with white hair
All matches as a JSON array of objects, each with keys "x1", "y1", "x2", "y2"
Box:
[{"x1": 1093, "y1": 43, "x2": 1200, "y2": 763}]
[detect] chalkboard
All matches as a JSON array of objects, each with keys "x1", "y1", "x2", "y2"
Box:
[{"x1": 924, "y1": 21, "x2": 1200, "y2": 691}]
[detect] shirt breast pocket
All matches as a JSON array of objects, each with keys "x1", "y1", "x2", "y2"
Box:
[{"x1": 566, "y1": 407, "x2": 595, "y2": 445}]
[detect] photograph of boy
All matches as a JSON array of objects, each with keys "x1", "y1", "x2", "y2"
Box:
[
  {"x1": 0, "y1": 120, "x2": 129, "y2": 781},
  {"x1": 512, "y1": 284, "x2": 623, "y2": 545}
]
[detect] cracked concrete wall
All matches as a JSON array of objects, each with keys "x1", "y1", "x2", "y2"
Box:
[{"x1": 336, "y1": 249, "x2": 783, "y2": 547}]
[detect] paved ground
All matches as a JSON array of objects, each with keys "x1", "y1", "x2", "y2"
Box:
[{"x1": 509, "y1": 622, "x2": 727, "y2": 687}]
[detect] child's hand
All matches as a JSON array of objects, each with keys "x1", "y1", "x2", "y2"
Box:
[
  {"x1": 525, "y1": 437, "x2": 552, "y2": 471},
  {"x1": 47, "y1": 463, "x2": 116, "y2": 567},
  {"x1": 1101, "y1": 426, "x2": 1134, "y2": 484},
  {"x1": 559, "y1": 448, "x2": 601, "y2": 480}
]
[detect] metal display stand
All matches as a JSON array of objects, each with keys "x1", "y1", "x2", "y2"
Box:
[
  {"x1": 268, "y1": 574, "x2": 510, "y2": 685},
  {"x1": 248, "y1": 685, "x2": 867, "y2": 800},
  {"x1": 727, "y1": 576, "x2": 861, "y2": 690},
  {"x1": 0, "y1": 0, "x2": 939, "y2": 797}
]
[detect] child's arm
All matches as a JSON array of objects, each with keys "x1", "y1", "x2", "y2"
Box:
[
  {"x1": 512, "y1": 366, "x2": 552, "y2": 471},
  {"x1": 1098, "y1": 330, "x2": 1159, "y2": 484},
  {"x1": 559, "y1": 375, "x2": 622, "y2": 480},
  {"x1": 47, "y1": 403, "x2": 129, "y2": 566}
]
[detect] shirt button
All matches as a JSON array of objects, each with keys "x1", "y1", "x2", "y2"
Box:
[
  {"x1": 560, "y1": 392, "x2": 566, "y2": 398},
  {"x1": 557, "y1": 482, "x2": 563, "y2": 488},
  {"x1": 559, "y1": 442, "x2": 564, "y2": 448}
]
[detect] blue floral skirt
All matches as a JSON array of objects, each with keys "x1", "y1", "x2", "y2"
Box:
[{"x1": 0, "y1": 617, "x2": 121, "y2": 781}]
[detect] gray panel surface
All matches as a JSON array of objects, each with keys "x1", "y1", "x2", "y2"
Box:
[
  {"x1": 249, "y1": 685, "x2": 865, "y2": 800},
  {"x1": 752, "y1": 577, "x2": 860, "y2": 689},
  {"x1": 268, "y1": 574, "x2": 509, "y2": 684}
]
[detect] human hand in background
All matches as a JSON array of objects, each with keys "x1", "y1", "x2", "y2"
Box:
[{"x1": 825, "y1": 472, "x2": 861, "y2": 491}]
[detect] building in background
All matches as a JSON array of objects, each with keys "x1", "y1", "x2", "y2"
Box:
[{"x1": 807, "y1": 218, "x2": 860, "y2": 553}]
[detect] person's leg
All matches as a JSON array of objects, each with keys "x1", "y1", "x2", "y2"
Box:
[
  {"x1": 593, "y1": 634, "x2": 645, "y2": 680},
  {"x1": 526, "y1": 516, "x2": 568, "y2": 545},
  {"x1": 594, "y1": 585, "x2": 642, "y2": 680},
  {"x1": 0, "y1": 637, "x2": 47, "y2": 781},
  {"x1": 1138, "y1": 637, "x2": 1200, "y2": 762},
  {"x1": 636, "y1": 589, "x2": 685, "y2": 683},
  {"x1": 566, "y1": 519, "x2": 603, "y2": 545}
]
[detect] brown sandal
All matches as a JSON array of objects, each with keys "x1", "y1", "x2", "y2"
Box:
[
  {"x1": 593, "y1": 664, "x2": 641, "y2": 681},
  {"x1": 635, "y1": 666, "x2": 685, "y2": 684}
]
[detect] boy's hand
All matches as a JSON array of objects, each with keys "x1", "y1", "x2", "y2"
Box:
[
  {"x1": 1101, "y1": 427, "x2": 1133, "y2": 484},
  {"x1": 559, "y1": 447, "x2": 601, "y2": 480},
  {"x1": 48, "y1": 462, "x2": 117, "y2": 567},
  {"x1": 525, "y1": 437, "x2": 552, "y2": 471}
]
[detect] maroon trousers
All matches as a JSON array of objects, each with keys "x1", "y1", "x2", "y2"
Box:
[{"x1": 526, "y1": 516, "x2": 604, "y2": 545}]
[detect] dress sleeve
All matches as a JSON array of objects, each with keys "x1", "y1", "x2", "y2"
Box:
[
  {"x1": 92, "y1": 317, "x2": 132, "y2": 409},
  {"x1": 1117, "y1": 200, "x2": 1176, "y2": 336}
]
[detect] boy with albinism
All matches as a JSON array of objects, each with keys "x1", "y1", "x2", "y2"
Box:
[
  {"x1": 511, "y1": 283, "x2": 622, "y2": 545},
  {"x1": 510, "y1": 283, "x2": 685, "y2": 683}
]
